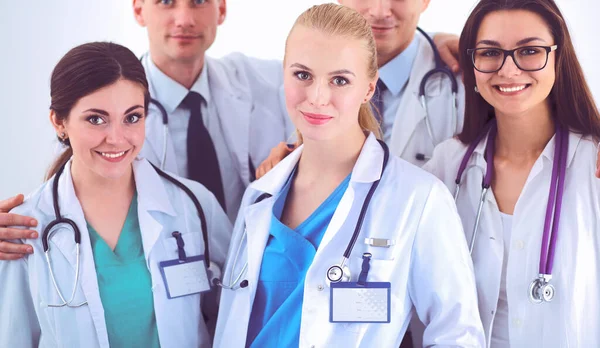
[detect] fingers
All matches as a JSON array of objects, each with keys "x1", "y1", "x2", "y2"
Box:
[
  {"x1": 255, "y1": 142, "x2": 298, "y2": 180},
  {"x1": 0, "y1": 212, "x2": 38, "y2": 229},
  {"x1": 0, "y1": 227, "x2": 38, "y2": 240},
  {"x1": 0, "y1": 252, "x2": 27, "y2": 260},
  {"x1": 0, "y1": 194, "x2": 25, "y2": 213},
  {"x1": 0, "y1": 240, "x2": 33, "y2": 259},
  {"x1": 439, "y1": 44, "x2": 460, "y2": 74}
]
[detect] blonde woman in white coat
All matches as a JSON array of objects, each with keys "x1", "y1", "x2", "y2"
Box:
[{"x1": 213, "y1": 4, "x2": 484, "y2": 348}]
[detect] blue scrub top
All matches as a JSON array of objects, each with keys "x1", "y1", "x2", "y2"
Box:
[{"x1": 246, "y1": 171, "x2": 351, "y2": 347}]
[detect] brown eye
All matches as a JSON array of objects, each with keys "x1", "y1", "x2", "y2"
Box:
[{"x1": 87, "y1": 115, "x2": 105, "y2": 125}]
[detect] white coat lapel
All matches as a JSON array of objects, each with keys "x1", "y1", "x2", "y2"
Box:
[
  {"x1": 389, "y1": 36, "x2": 431, "y2": 157},
  {"x1": 38, "y1": 161, "x2": 110, "y2": 347},
  {"x1": 133, "y1": 159, "x2": 177, "y2": 267},
  {"x1": 141, "y1": 55, "x2": 180, "y2": 174},
  {"x1": 207, "y1": 58, "x2": 253, "y2": 185}
]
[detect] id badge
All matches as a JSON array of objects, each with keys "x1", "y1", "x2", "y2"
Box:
[
  {"x1": 159, "y1": 255, "x2": 211, "y2": 299},
  {"x1": 329, "y1": 282, "x2": 391, "y2": 323}
]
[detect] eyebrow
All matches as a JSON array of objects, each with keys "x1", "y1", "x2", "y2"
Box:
[
  {"x1": 476, "y1": 37, "x2": 547, "y2": 47},
  {"x1": 83, "y1": 105, "x2": 144, "y2": 116},
  {"x1": 289, "y1": 63, "x2": 356, "y2": 77}
]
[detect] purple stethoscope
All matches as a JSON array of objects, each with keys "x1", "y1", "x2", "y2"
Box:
[{"x1": 454, "y1": 119, "x2": 568, "y2": 304}]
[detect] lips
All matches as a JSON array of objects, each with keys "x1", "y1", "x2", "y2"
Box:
[
  {"x1": 493, "y1": 83, "x2": 531, "y2": 95},
  {"x1": 301, "y1": 111, "x2": 333, "y2": 126},
  {"x1": 95, "y1": 150, "x2": 130, "y2": 162}
]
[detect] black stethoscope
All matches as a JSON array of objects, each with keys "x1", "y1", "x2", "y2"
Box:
[
  {"x1": 214, "y1": 140, "x2": 390, "y2": 290},
  {"x1": 140, "y1": 55, "x2": 258, "y2": 181},
  {"x1": 43, "y1": 160, "x2": 213, "y2": 302},
  {"x1": 415, "y1": 27, "x2": 460, "y2": 162}
]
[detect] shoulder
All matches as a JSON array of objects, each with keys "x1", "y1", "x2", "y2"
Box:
[
  {"x1": 381, "y1": 154, "x2": 451, "y2": 200},
  {"x1": 8, "y1": 181, "x2": 52, "y2": 222},
  {"x1": 208, "y1": 53, "x2": 282, "y2": 85},
  {"x1": 423, "y1": 137, "x2": 467, "y2": 179}
]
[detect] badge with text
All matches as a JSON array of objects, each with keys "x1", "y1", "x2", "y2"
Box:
[
  {"x1": 329, "y1": 253, "x2": 391, "y2": 323},
  {"x1": 330, "y1": 282, "x2": 391, "y2": 323},
  {"x1": 159, "y1": 255, "x2": 211, "y2": 299}
]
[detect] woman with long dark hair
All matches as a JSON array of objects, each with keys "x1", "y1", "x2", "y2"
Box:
[
  {"x1": 424, "y1": 0, "x2": 600, "y2": 346},
  {"x1": 0, "y1": 42, "x2": 231, "y2": 347}
]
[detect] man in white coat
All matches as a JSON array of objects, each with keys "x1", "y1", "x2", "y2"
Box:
[{"x1": 0, "y1": 0, "x2": 463, "y2": 259}]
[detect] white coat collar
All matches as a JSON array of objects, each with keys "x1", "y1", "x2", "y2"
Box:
[
  {"x1": 388, "y1": 32, "x2": 436, "y2": 155},
  {"x1": 144, "y1": 53, "x2": 211, "y2": 113},
  {"x1": 470, "y1": 126, "x2": 582, "y2": 170},
  {"x1": 38, "y1": 158, "x2": 176, "y2": 221},
  {"x1": 249, "y1": 133, "x2": 385, "y2": 196}
]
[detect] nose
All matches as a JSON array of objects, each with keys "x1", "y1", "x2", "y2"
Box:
[
  {"x1": 497, "y1": 55, "x2": 522, "y2": 78},
  {"x1": 307, "y1": 79, "x2": 331, "y2": 107},
  {"x1": 173, "y1": 4, "x2": 196, "y2": 28},
  {"x1": 368, "y1": 0, "x2": 392, "y2": 19},
  {"x1": 105, "y1": 123, "x2": 127, "y2": 146}
]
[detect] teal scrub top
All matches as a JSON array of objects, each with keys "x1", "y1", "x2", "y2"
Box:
[
  {"x1": 87, "y1": 192, "x2": 161, "y2": 348},
  {"x1": 246, "y1": 172, "x2": 351, "y2": 347}
]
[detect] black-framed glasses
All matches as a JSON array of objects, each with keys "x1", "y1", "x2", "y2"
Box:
[{"x1": 467, "y1": 45, "x2": 558, "y2": 73}]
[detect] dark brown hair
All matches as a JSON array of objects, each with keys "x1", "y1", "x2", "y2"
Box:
[
  {"x1": 458, "y1": 0, "x2": 600, "y2": 144},
  {"x1": 46, "y1": 42, "x2": 150, "y2": 179}
]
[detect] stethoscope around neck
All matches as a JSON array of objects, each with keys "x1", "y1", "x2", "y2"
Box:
[
  {"x1": 143, "y1": 73, "x2": 259, "y2": 181},
  {"x1": 414, "y1": 27, "x2": 460, "y2": 162},
  {"x1": 214, "y1": 139, "x2": 390, "y2": 290},
  {"x1": 454, "y1": 119, "x2": 568, "y2": 304},
  {"x1": 43, "y1": 159, "x2": 215, "y2": 306}
]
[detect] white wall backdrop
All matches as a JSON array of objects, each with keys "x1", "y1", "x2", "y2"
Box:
[{"x1": 1, "y1": 0, "x2": 599, "y2": 198}]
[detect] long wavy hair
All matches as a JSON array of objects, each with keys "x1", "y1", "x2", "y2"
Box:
[{"x1": 458, "y1": 0, "x2": 600, "y2": 144}]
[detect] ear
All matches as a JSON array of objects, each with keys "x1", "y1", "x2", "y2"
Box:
[
  {"x1": 133, "y1": 0, "x2": 146, "y2": 27},
  {"x1": 49, "y1": 110, "x2": 67, "y2": 137},
  {"x1": 364, "y1": 72, "x2": 379, "y2": 103},
  {"x1": 421, "y1": 0, "x2": 431, "y2": 13},
  {"x1": 217, "y1": 0, "x2": 227, "y2": 25}
]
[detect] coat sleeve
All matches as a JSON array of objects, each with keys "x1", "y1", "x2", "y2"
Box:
[
  {"x1": 408, "y1": 180, "x2": 485, "y2": 347},
  {"x1": 0, "y1": 254, "x2": 40, "y2": 347}
]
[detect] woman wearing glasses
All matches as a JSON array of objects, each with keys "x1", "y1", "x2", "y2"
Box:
[{"x1": 424, "y1": 0, "x2": 600, "y2": 346}]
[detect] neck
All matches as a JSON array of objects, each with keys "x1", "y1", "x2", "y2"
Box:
[
  {"x1": 297, "y1": 127, "x2": 367, "y2": 183},
  {"x1": 377, "y1": 33, "x2": 415, "y2": 68},
  {"x1": 150, "y1": 50, "x2": 205, "y2": 89},
  {"x1": 495, "y1": 102, "x2": 555, "y2": 160},
  {"x1": 70, "y1": 159, "x2": 135, "y2": 203}
]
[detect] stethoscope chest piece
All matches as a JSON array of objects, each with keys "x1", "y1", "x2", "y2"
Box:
[
  {"x1": 327, "y1": 264, "x2": 351, "y2": 284},
  {"x1": 529, "y1": 276, "x2": 555, "y2": 303}
]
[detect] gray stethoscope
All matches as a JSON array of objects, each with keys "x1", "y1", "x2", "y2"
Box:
[
  {"x1": 213, "y1": 140, "x2": 390, "y2": 290},
  {"x1": 43, "y1": 160, "x2": 214, "y2": 307},
  {"x1": 141, "y1": 55, "x2": 258, "y2": 180},
  {"x1": 454, "y1": 120, "x2": 568, "y2": 303},
  {"x1": 415, "y1": 27, "x2": 460, "y2": 162}
]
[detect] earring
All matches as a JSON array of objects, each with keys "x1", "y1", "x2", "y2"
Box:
[
  {"x1": 474, "y1": 86, "x2": 479, "y2": 93},
  {"x1": 59, "y1": 132, "x2": 66, "y2": 139}
]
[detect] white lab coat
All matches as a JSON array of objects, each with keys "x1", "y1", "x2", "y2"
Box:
[
  {"x1": 214, "y1": 133, "x2": 485, "y2": 348},
  {"x1": 0, "y1": 158, "x2": 232, "y2": 348},
  {"x1": 389, "y1": 32, "x2": 465, "y2": 166},
  {"x1": 423, "y1": 132, "x2": 600, "y2": 347},
  {"x1": 140, "y1": 53, "x2": 294, "y2": 187}
]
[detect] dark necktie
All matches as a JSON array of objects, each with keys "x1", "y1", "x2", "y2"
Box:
[
  {"x1": 371, "y1": 79, "x2": 387, "y2": 125},
  {"x1": 182, "y1": 91, "x2": 226, "y2": 209}
]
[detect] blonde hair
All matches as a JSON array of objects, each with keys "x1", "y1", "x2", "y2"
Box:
[{"x1": 285, "y1": 3, "x2": 382, "y2": 142}]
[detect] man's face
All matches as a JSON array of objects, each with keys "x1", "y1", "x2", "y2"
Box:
[
  {"x1": 340, "y1": 0, "x2": 430, "y2": 66},
  {"x1": 133, "y1": 0, "x2": 226, "y2": 64}
]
